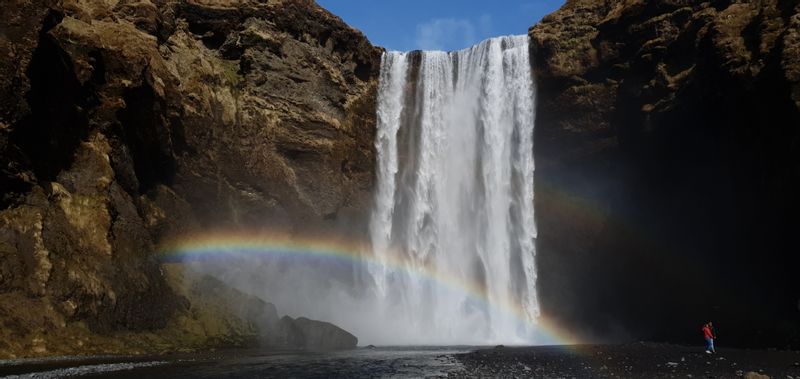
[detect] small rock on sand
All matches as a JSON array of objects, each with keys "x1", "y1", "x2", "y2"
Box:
[{"x1": 743, "y1": 372, "x2": 770, "y2": 379}]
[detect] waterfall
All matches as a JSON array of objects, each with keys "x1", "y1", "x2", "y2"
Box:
[{"x1": 369, "y1": 35, "x2": 539, "y2": 344}]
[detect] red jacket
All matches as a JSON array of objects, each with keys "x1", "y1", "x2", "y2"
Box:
[{"x1": 702, "y1": 325, "x2": 714, "y2": 339}]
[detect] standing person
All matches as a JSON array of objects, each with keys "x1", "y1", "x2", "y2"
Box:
[{"x1": 702, "y1": 322, "x2": 716, "y2": 354}]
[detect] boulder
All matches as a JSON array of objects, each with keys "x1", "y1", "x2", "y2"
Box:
[{"x1": 274, "y1": 316, "x2": 358, "y2": 351}]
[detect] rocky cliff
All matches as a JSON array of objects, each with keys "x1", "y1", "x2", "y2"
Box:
[
  {"x1": 530, "y1": 0, "x2": 800, "y2": 347},
  {"x1": 0, "y1": 0, "x2": 378, "y2": 357}
]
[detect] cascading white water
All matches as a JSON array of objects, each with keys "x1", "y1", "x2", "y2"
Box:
[{"x1": 369, "y1": 34, "x2": 540, "y2": 344}]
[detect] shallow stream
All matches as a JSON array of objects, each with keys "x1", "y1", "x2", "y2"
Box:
[{"x1": 0, "y1": 346, "x2": 472, "y2": 378}]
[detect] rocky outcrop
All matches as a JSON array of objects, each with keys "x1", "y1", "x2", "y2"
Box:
[
  {"x1": 164, "y1": 266, "x2": 357, "y2": 351},
  {"x1": 273, "y1": 316, "x2": 358, "y2": 350},
  {"x1": 530, "y1": 0, "x2": 800, "y2": 348},
  {"x1": 0, "y1": 0, "x2": 379, "y2": 358}
]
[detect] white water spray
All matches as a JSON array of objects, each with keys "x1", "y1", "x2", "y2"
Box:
[{"x1": 368, "y1": 34, "x2": 540, "y2": 344}]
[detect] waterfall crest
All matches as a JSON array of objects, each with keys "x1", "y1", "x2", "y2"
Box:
[{"x1": 369, "y1": 35, "x2": 539, "y2": 344}]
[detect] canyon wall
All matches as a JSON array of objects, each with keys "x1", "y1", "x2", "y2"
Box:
[
  {"x1": 530, "y1": 0, "x2": 800, "y2": 347},
  {"x1": 0, "y1": 0, "x2": 378, "y2": 357}
]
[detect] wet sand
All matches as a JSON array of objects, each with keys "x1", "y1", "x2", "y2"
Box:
[{"x1": 451, "y1": 342, "x2": 800, "y2": 378}]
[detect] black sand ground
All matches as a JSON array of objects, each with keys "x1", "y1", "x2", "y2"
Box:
[
  {"x1": 450, "y1": 343, "x2": 800, "y2": 378},
  {"x1": 2, "y1": 344, "x2": 799, "y2": 378}
]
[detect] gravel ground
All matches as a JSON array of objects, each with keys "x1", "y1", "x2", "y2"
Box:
[{"x1": 450, "y1": 343, "x2": 800, "y2": 378}]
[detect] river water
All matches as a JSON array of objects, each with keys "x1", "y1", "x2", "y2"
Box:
[{"x1": 0, "y1": 347, "x2": 472, "y2": 378}]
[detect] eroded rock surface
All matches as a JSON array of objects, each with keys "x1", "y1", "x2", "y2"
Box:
[
  {"x1": 0, "y1": 0, "x2": 378, "y2": 358},
  {"x1": 530, "y1": 0, "x2": 800, "y2": 348}
]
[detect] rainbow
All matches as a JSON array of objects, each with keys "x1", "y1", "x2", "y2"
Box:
[{"x1": 156, "y1": 230, "x2": 580, "y2": 346}]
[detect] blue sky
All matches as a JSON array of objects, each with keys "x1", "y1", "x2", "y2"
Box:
[{"x1": 315, "y1": 1, "x2": 566, "y2": 52}]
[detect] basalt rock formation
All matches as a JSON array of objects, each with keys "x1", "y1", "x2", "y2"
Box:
[
  {"x1": 0, "y1": 0, "x2": 378, "y2": 357},
  {"x1": 530, "y1": 0, "x2": 800, "y2": 348}
]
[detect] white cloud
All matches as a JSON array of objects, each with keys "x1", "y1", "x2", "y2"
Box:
[{"x1": 414, "y1": 14, "x2": 492, "y2": 51}]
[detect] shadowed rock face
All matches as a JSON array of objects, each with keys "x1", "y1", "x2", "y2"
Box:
[
  {"x1": 167, "y1": 269, "x2": 357, "y2": 351},
  {"x1": 0, "y1": 0, "x2": 379, "y2": 357},
  {"x1": 274, "y1": 316, "x2": 358, "y2": 350},
  {"x1": 530, "y1": 0, "x2": 800, "y2": 348}
]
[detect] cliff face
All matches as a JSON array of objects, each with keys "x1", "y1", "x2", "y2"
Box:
[
  {"x1": 0, "y1": 0, "x2": 379, "y2": 357},
  {"x1": 531, "y1": 0, "x2": 800, "y2": 347}
]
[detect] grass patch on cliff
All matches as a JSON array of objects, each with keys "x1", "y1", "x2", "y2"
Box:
[{"x1": 218, "y1": 59, "x2": 244, "y2": 92}]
